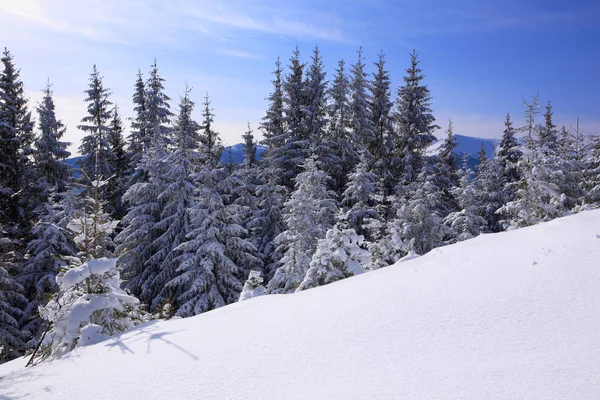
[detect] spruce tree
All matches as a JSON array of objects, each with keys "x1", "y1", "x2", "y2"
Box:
[
  {"x1": 368, "y1": 51, "x2": 395, "y2": 194},
  {"x1": 297, "y1": 214, "x2": 370, "y2": 292},
  {"x1": 128, "y1": 70, "x2": 148, "y2": 170},
  {"x1": 19, "y1": 190, "x2": 77, "y2": 343},
  {"x1": 497, "y1": 113, "x2": 522, "y2": 206},
  {"x1": 144, "y1": 87, "x2": 202, "y2": 311},
  {"x1": 267, "y1": 155, "x2": 337, "y2": 294},
  {"x1": 341, "y1": 151, "x2": 381, "y2": 241},
  {"x1": 32, "y1": 81, "x2": 71, "y2": 201},
  {"x1": 165, "y1": 167, "x2": 260, "y2": 317},
  {"x1": 273, "y1": 47, "x2": 307, "y2": 188},
  {"x1": 0, "y1": 48, "x2": 35, "y2": 224},
  {"x1": 106, "y1": 105, "x2": 129, "y2": 219},
  {"x1": 78, "y1": 65, "x2": 113, "y2": 181},
  {"x1": 199, "y1": 93, "x2": 222, "y2": 167},
  {"x1": 349, "y1": 47, "x2": 374, "y2": 154},
  {"x1": 394, "y1": 50, "x2": 438, "y2": 186},
  {"x1": 434, "y1": 119, "x2": 460, "y2": 217},
  {"x1": 260, "y1": 57, "x2": 286, "y2": 151},
  {"x1": 144, "y1": 59, "x2": 173, "y2": 161},
  {"x1": 326, "y1": 58, "x2": 353, "y2": 191}
]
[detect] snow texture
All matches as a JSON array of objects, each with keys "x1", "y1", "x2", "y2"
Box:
[{"x1": 2, "y1": 210, "x2": 600, "y2": 399}]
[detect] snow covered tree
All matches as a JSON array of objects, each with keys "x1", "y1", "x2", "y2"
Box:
[
  {"x1": 144, "y1": 59, "x2": 173, "y2": 163},
  {"x1": 77, "y1": 64, "x2": 113, "y2": 181},
  {"x1": 303, "y1": 47, "x2": 335, "y2": 183},
  {"x1": 326, "y1": 58, "x2": 353, "y2": 191},
  {"x1": 38, "y1": 257, "x2": 143, "y2": 358},
  {"x1": 128, "y1": 70, "x2": 148, "y2": 171},
  {"x1": 238, "y1": 270, "x2": 266, "y2": 302},
  {"x1": 341, "y1": 151, "x2": 381, "y2": 241},
  {"x1": 297, "y1": 217, "x2": 369, "y2": 291},
  {"x1": 394, "y1": 50, "x2": 438, "y2": 186},
  {"x1": 497, "y1": 113, "x2": 522, "y2": 205},
  {"x1": 267, "y1": 155, "x2": 337, "y2": 294},
  {"x1": 0, "y1": 47, "x2": 35, "y2": 224},
  {"x1": 32, "y1": 81, "x2": 71, "y2": 202},
  {"x1": 242, "y1": 122, "x2": 258, "y2": 168},
  {"x1": 385, "y1": 163, "x2": 450, "y2": 257},
  {"x1": 444, "y1": 159, "x2": 487, "y2": 241},
  {"x1": 106, "y1": 105, "x2": 129, "y2": 219},
  {"x1": 0, "y1": 245, "x2": 27, "y2": 363},
  {"x1": 585, "y1": 133, "x2": 600, "y2": 206},
  {"x1": 349, "y1": 47, "x2": 374, "y2": 155},
  {"x1": 143, "y1": 87, "x2": 202, "y2": 310},
  {"x1": 199, "y1": 93, "x2": 222, "y2": 167},
  {"x1": 540, "y1": 101, "x2": 558, "y2": 153},
  {"x1": 19, "y1": 190, "x2": 77, "y2": 343},
  {"x1": 165, "y1": 167, "x2": 260, "y2": 317},
  {"x1": 368, "y1": 51, "x2": 395, "y2": 194},
  {"x1": 260, "y1": 57, "x2": 286, "y2": 151},
  {"x1": 272, "y1": 47, "x2": 308, "y2": 189},
  {"x1": 117, "y1": 61, "x2": 172, "y2": 301},
  {"x1": 249, "y1": 166, "x2": 287, "y2": 281},
  {"x1": 472, "y1": 154, "x2": 505, "y2": 232},
  {"x1": 434, "y1": 119, "x2": 460, "y2": 216}
]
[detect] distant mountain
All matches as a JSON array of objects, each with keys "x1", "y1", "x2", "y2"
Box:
[
  {"x1": 65, "y1": 145, "x2": 268, "y2": 175},
  {"x1": 427, "y1": 134, "x2": 498, "y2": 169},
  {"x1": 220, "y1": 143, "x2": 267, "y2": 165}
]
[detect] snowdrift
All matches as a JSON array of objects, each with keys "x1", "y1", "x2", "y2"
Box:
[{"x1": 2, "y1": 210, "x2": 600, "y2": 399}]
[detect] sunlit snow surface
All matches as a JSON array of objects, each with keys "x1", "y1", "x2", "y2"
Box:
[{"x1": 2, "y1": 210, "x2": 600, "y2": 399}]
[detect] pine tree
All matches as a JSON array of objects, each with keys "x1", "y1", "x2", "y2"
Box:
[
  {"x1": 394, "y1": 50, "x2": 438, "y2": 186},
  {"x1": 0, "y1": 48, "x2": 35, "y2": 224},
  {"x1": 368, "y1": 51, "x2": 395, "y2": 194},
  {"x1": 242, "y1": 122, "x2": 258, "y2": 168},
  {"x1": 273, "y1": 47, "x2": 307, "y2": 188},
  {"x1": 349, "y1": 47, "x2": 374, "y2": 154},
  {"x1": 165, "y1": 167, "x2": 260, "y2": 317},
  {"x1": 19, "y1": 190, "x2": 77, "y2": 343},
  {"x1": 540, "y1": 101, "x2": 558, "y2": 153},
  {"x1": 145, "y1": 87, "x2": 202, "y2": 311},
  {"x1": 326, "y1": 58, "x2": 353, "y2": 191},
  {"x1": 117, "y1": 60, "x2": 173, "y2": 301},
  {"x1": 473, "y1": 153, "x2": 505, "y2": 232},
  {"x1": 144, "y1": 59, "x2": 173, "y2": 162},
  {"x1": 0, "y1": 247, "x2": 27, "y2": 363},
  {"x1": 199, "y1": 93, "x2": 222, "y2": 167},
  {"x1": 386, "y1": 163, "x2": 450, "y2": 257},
  {"x1": 32, "y1": 81, "x2": 71, "y2": 202},
  {"x1": 497, "y1": 113, "x2": 522, "y2": 207},
  {"x1": 303, "y1": 47, "x2": 334, "y2": 179},
  {"x1": 267, "y1": 155, "x2": 337, "y2": 294},
  {"x1": 297, "y1": 215, "x2": 370, "y2": 291},
  {"x1": 443, "y1": 159, "x2": 487, "y2": 241},
  {"x1": 128, "y1": 70, "x2": 148, "y2": 171},
  {"x1": 434, "y1": 119, "x2": 460, "y2": 216},
  {"x1": 341, "y1": 151, "x2": 381, "y2": 241},
  {"x1": 106, "y1": 105, "x2": 129, "y2": 219},
  {"x1": 249, "y1": 166, "x2": 287, "y2": 281},
  {"x1": 78, "y1": 64, "x2": 113, "y2": 181},
  {"x1": 260, "y1": 57, "x2": 286, "y2": 151},
  {"x1": 39, "y1": 257, "x2": 143, "y2": 358}
]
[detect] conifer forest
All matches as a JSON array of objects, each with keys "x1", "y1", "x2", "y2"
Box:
[{"x1": 1, "y1": 45, "x2": 599, "y2": 365}]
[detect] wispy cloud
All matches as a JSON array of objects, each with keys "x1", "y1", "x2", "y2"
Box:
[{"x1": 216, "y1": 49, "x2": 264, "y2": 60}]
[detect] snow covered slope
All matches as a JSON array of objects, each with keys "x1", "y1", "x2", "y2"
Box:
[{"x1": 2, "y1": 210, "x2": 600, "y2": 399}]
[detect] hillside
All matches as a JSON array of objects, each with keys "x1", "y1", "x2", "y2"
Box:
[{"x1": 2, "y1": 210, "x2": 600, "y2": 399}]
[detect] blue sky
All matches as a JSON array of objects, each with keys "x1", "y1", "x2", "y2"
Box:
[{"x1": 1, "y1": 0, "x2": 599, "y2": 155}]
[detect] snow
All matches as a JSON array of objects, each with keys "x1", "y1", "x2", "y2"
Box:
[
  {"x1": 60, "y1": 258, "x2": 116, "y2": 287},
  {"x1": 2, "y1": 210, "x2": 600, "y2": 399}
]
